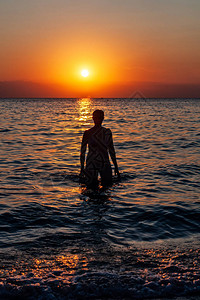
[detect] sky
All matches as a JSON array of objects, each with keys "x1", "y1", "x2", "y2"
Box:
[{"x1": 0, "y1": 0, "x2": 200, "y2": 97}]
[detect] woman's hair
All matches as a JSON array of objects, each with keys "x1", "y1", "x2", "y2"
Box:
[{"x1": 93, "y1": 110, "x2": 104, "y2": 123}]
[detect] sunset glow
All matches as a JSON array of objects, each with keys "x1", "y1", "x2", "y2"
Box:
[{"x1": 0, "y1": 0, "x2": 200, "y2": 97}]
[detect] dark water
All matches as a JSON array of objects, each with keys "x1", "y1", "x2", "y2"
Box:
[{"x1": 0, "y1": 98, "x2": 199, "y2": 299}]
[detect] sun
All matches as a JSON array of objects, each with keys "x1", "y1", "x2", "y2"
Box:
[{"x1": 81, "y1": 69, "x2": 89, "y2": 77}]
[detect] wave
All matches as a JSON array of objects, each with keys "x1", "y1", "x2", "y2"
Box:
[
  {"x1": 0, "y1": 199, "x2": 199, "y2": 249},
  {"x1": 0, "y1": 243, "x2": 199, "y2": 299}
]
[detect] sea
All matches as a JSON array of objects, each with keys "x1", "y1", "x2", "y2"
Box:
[{"x1": 0, "y1": 98, "x2": 199, "y2": 299}]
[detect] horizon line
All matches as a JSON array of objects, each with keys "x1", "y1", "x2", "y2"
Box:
[{"x1": 1, "y1": 97, "x2": 200, "y2": 100}]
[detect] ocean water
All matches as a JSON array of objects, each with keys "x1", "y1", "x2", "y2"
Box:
[{"x1": 0, "y1": 98, "x2": 199, "y2": 299}]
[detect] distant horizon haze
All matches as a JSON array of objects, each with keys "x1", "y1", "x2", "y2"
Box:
[{"x1": 0, "y1": 80, "x2": 199, "y2": 98}]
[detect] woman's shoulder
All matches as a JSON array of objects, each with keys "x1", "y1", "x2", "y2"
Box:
[{"x1": 102, "y1": 127, "x2": 112, "y2": 134}]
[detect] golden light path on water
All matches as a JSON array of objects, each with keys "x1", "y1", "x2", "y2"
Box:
[
  {"x1": 77, "y1": 98, "x2": 92, "y2": 124},
  {"x1": 0, "y1": 247, "x2": 199, "y2": 290},
  {"x1": 0, "y1": 253, "x2": 88, "y2": 283}
]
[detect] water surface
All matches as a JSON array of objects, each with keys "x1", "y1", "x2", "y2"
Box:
[{"x1": 0, "y1": 98, "x2": 199, "y2": 299}]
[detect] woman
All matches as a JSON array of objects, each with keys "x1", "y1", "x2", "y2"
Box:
[{"x1": 80, "y1": 109, "x2": 120, "y2": 188}]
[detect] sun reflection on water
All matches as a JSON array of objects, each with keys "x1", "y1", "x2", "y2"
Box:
[
  {"x1": 1, "y1": 247, "x2": 199, "y2": 290},
  {"x1": 0, "y1": 253, "x2": 88, "y2": 281},
  {"x1": 77, "y1": 98, "x2": 92, "y2": 125}
]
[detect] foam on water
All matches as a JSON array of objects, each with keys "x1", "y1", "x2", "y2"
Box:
[{"x1": 0, "y1": 240, "x2": 199, "y2": 299}]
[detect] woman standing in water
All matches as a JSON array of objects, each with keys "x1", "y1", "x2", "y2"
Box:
[{"x1": 80, "y1": 110, "x2": 120, "y2": 189}]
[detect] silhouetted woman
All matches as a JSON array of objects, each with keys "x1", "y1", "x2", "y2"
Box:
[{"x1": 80, "y1": 109, "x2": 120, "y2": 188}]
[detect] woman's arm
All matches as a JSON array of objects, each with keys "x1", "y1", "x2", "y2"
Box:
[
  {"x1": 80, "y1": 131, "x2": 87, "y2": 174},
  {"x1": 108, "y1": 131, "x2": 120, "y2": 177}
]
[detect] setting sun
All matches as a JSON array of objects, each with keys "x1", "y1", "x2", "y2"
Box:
[{"x1": 81, "y1": 69, "x2": 89, "y2": 77}]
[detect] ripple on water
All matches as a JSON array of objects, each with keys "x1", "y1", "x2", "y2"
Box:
[{"x1": 0, "y1": 98, "x2": 200, "y2": 298}]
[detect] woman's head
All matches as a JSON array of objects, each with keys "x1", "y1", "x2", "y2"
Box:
[{"x1": 93, "y1": 110, "x2": 104, "y2": 125}]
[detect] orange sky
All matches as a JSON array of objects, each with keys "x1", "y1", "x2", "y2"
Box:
[{"x1": 0, "y1": 0, "x2": 200, "y2": 97}]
